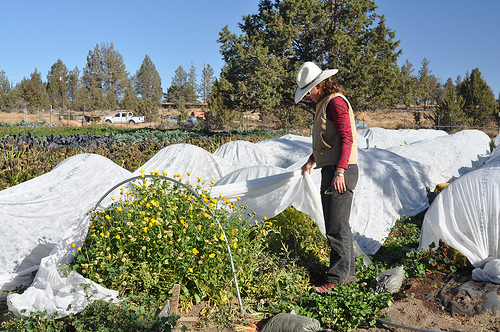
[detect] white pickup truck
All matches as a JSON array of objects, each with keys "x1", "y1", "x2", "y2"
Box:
[{"x1": 104, "y1": 111, "x2": 145, "y2": 124}]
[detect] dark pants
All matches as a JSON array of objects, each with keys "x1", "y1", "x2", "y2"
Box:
[{"x1": 320, "y1": 164, "x2": 358, "y2": 284}]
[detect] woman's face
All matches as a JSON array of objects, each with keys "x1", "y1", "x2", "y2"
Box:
[{"x1": 306, "y1": 84, "x2": 323, "y2": 103}]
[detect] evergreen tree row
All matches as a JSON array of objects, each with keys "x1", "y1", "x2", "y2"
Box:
[
  {"x1": 207, "y1": 0, "x2": 499, "y2": 129},
  {"x1": 0, "y1": 42, "x2": 215, "y2": 121},
  {"x1": 1, "y1": 0, "x2": 499, "y2": 130}
]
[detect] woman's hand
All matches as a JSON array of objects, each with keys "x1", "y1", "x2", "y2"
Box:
[
  {"x1": 333, "y1": 174, "x2": 346, "y2": 193},
  {"x1": 333, "y1": 168, "x2": 346, "y2": 193},
  {"x1": 301, "y1": 159, "x2": 315, "y2": 175}
]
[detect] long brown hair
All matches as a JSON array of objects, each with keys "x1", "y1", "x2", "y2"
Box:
[{"x1": 319, "y1": 77, "x2": 345, "y2": 96}]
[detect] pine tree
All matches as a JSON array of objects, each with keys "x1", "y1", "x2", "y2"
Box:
[
  {"x1": 0, "y1": 71, "x2": 16, "y2": 108},
  {"x1": 213, "y1": 0, "x2": 402, "y2": 128},
  {"x1": 82, "y1": 43, "x2": 129, "y2": 111},
  {"x1": 434, "y1": 78, "x2": 467, "y2": 129},
  {"x1": 46, "y1": 59, "x2": 69, "y2": 108},
  {"x1": 66, "y1": 67, "x2": 81, "y2": 110},
  {"x1": 166, "y1": 66, "x2": 188, "y2": 104},
  {"x1": 186, "y1": 62, "x2": 198, "y2": 103},
  {"x1": 199, "y1": 63, "x2": 214, "y2": 103},
  {"x1": 121, "y1": 80, "x2": 139, "y2": 111},
  {"x1": 398, "y1": 60, "x2": 417, "y2": 108},
  {"x1": 18, "y1": 69, "x2": 50, "y2": 108},
  {"x1": 134, "y1": 55, "x2": 162, "y2": 102},
  {"x1": 458, "y1": 68, "x2": 498, "y2": 127}
]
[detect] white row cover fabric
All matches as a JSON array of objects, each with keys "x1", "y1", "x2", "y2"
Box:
[
  {"x1": 1, "y1": 129, "x2": 491, "y2": 317},
  {"x1": 357, "y1": 127, "x2": 448, "y2": 149},
  {"x1": 420, "y1": 144, "x2": 500, "y2": 264},
  {"x1": 494, "y1": 133, "x2": 500, "y2": 149},
  {"x1": 386, "y1": 130, "x2": 492, "y2": 183},
  {"x1": 420, "y1": 143, "x2": 500, "y2": 282}
]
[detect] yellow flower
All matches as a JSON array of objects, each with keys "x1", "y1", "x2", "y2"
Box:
[
  {"x1": 187, "y1": 172, "x2": 191, "y2": 176},
  {"x1": 269, "y1": 222, "x2": 273, "y2": 226},
  {"x1": 143, "y1": 227, "x2": 148, "y2": 233},
  {"x1": 263, "y1": 216, "x2": 268, "y2": 220},
  {"x1": 111, "y1": 196, "x2": 115, "y2": 200},
  {"x1": 220, "y1": 234, "x2": 225, "y2": 240},
  {"x1": 209, "y1": 253, "x2": 215, "y2": 258},
  {"x1": 117, "y1": 206, "x2": 122, "y2": 212},
  {"x1": 100, "y1": 232, "x2": 104, "y2": 237},
  {"x1": 71, "y1": 243, "x2": 76, "y2": 248},
  {"x1": 169, "y1": 240, "x2": 173, "y2": 245},
  {"x1": 140, "y1": 169, "x2": 145, "y2": 173},
  {"x1": 162, "y1": 171, "x2": 168, "y2": 176},
  {"x1": 105, "y1": 215, "x2": 110, "y2": 220},
  {"x1": 188, "y1": 268, "x2": 193, "y2": 273},
  {"x1": 204, "y1": 213, "x2": 210, "y2": 218},
  {"x1": 197, "y1": 224, "x2": 202, "y2": 231},
  {"x1": 77, "y1": 247, "x2": 82, "y2": 251},
  {"x1": 233, "y1": 242, "x2": 238, "y2": 248},
  {"x1": 116, "y1": 235, "x2": 120, "y2": 240},
  {"x1": 237, "y1": 197, "x2": 241, "y2": 201},
  {"x1": 192, "y1": 248, "x2": 199, "y2": 255}
]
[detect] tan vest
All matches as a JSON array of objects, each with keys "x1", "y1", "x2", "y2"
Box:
[{"x1": 312, "y1": 93, "x2": 358, "y2": 168}]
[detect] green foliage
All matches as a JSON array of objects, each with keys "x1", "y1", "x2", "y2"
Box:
[
  {"x1": 17, "y1": 69, "x2": 50, "y2": 108},
  {"x1": 166, "y1": 65, "x2": 198, "y2": 104},
  {"x1": 214, "y1": 0, "x2": 402, "y2": 117},
  {"x1": 0, "y1": 70, "x2": 17, "y2": 109},
  {"x1": 206, "y1": 79, "x2": 240, "y2": 129},
  {"x1": 0, "y1": 293, "x2": 181, "y2": 332},
  {"x1": 134, "y1": 55, "x2": 163, "y2": 103},
  {"x1": 71, "y1": 173, "x2": 281, "y2": 306},
  {"x1": 199, "y1": 64, "x2": 215, "y2": 103},
  {"x1": 433, "y1": 78, "x2": 467, "y2": 127},
  {"x1": 397, "y1": 60, "x2": 418, "y2": 108},
  {"x1": 458, "y1": 67, "x2": 499, "y2": 127},
  {"x1": 422, "y1": 240, "x2": 472, "y2": 274},
  {"x1": 137, "y1": 97, "x2": 160, "y2": 122},
  {"x1": 82, "y1": 42, "x2": 129, "y2": 111},
  {"x1": 291, "y1": 284, "x2": 392, "y2": 331},
  {"x1": 46, "y1": 60, "x2": 68, "y2": 109},
  {"x1": 121, "y1": 81, "x2": 140, "y2": 111}
]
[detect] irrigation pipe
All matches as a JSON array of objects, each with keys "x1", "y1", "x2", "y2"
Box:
[
  {"x1": 90, "y1": 174, "x2": 244, "y2": 313},
  {"x1": 377, "y1": 318, "x2": 444, "y2": 332}
]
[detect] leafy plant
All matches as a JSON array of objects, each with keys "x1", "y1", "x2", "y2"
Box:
[{"x1": 291, "y1": 283, "x2": 392, "y2": 331}]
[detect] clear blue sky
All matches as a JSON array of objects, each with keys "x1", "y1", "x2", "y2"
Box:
[{"x1": 2, "y1": 0, "x2": 499, "y2": 98}]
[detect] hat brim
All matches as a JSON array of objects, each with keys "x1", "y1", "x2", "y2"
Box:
[{"x1": 294, "y1": 68, "x2": 339, "y2": 104}]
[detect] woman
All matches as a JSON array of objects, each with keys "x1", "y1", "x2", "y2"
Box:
[{"x1": 295, "y1": 62, "x2": 358, "y2": 294}]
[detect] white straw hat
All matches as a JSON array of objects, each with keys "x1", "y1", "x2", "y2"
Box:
[{"x1": 294, "y1": 62, "x2": 338, "y2": 103}]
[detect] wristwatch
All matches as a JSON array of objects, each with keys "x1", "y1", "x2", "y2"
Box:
[{"x1": 334, "y1": 173, "x2": 344, "y2": 177}]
